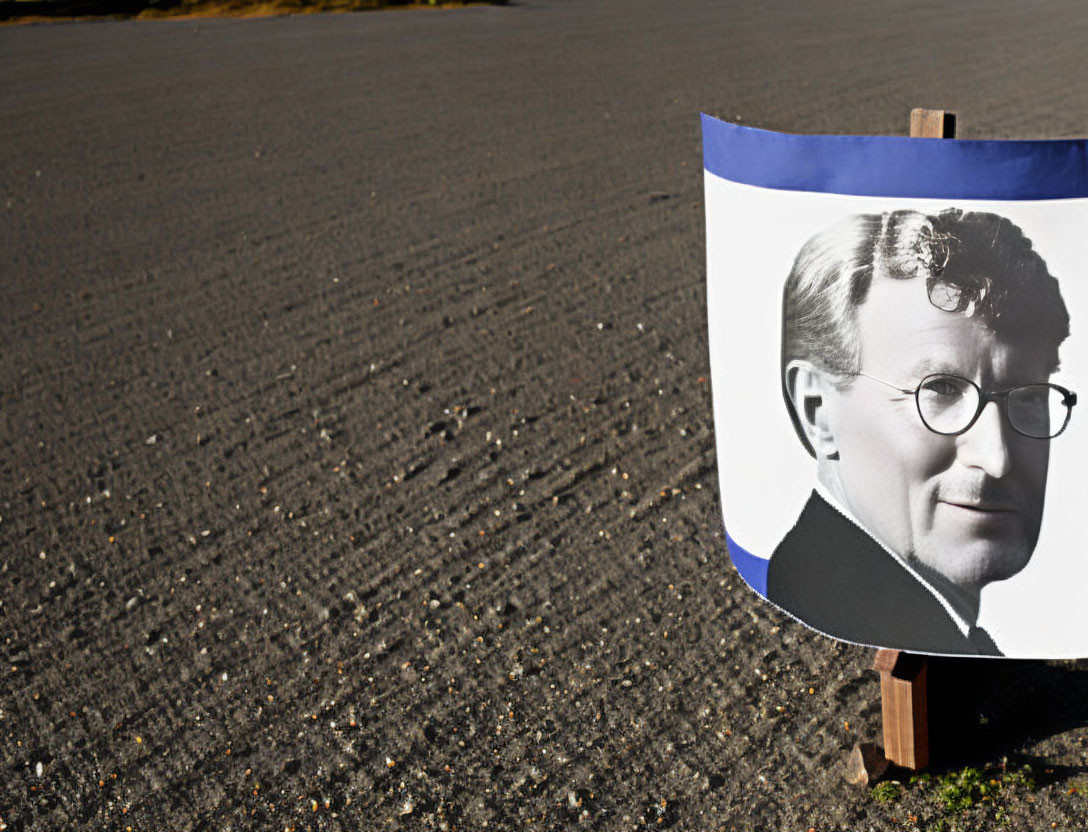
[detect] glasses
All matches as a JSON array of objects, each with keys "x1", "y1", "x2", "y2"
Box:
[{"x1": 856, "y1": 372, "x2": 1078, "y2": 439}]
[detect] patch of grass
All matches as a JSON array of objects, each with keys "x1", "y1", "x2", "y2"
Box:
[
  {"x1": 874, "y1": 761, "x2": 1037, "y2": 831},
  {"x1": 871, "y1": 780, "x2": 903, "y2": 803},
  {"x1": 933, "y1": 766, "x2": 1002, "y2": 812},
  {"x1": 1, "y1": 0, "x2": 502, "y2": 25}
]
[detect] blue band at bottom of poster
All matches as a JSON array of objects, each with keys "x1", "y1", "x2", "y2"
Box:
[{"x1": 725, "y1": 532, "x2": 768, "y2": 598}]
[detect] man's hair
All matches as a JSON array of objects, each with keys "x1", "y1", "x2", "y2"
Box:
[{"x1": 782, "y1": 208, "x2": 1071, "y2": 456}]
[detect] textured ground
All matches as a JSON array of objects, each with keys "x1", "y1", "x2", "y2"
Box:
[{"x1": 3, "y1": 1, "x2": 1088, "y2": 829}]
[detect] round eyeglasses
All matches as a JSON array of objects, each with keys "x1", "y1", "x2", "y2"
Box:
[{"x1": 856, "y1": 372, "x2": 1078, "y2": 439}]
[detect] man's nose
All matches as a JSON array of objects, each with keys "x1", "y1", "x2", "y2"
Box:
[{"x1": 955, "y1": 400, "x2": 1013, "y2": 478}]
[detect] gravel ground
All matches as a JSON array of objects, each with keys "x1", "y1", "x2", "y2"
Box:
[{"x1": 3, "y1": 1, "x2": 1088, "y2": 829}]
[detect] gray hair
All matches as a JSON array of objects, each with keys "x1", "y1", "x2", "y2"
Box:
[{"x1": 782, "y1": 208, "x2": 1070, "y2": 456}]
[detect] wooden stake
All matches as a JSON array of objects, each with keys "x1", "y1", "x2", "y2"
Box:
[
  {"x1": 873, "y1": 649, "x2": 929, "y2": 769},
  {"x1": 910, "y1": 108, "x2": 956, "y2": 140},
  {"x1": 870, "y1": 108, "x2": 956, "y2": 773}
]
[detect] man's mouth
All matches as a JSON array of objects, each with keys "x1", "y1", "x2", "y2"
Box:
[{"x1": 940, "y1": 500, "x2": 1016, "y2": 514}]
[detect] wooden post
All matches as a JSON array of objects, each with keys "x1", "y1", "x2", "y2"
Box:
[
  {"x1": 873, "y1": 649, "x2": 929, "y2": 769},
  {"x1": 870, "y1": 107, "x2": 955, "y2": 773},
  {"x1": 910, "y1": 108, "x2": 956, "y2": 140}
]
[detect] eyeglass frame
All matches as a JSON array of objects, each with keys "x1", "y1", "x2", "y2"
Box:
[{"x1": 854, "y1": 371, "x2": 1078, "y2": 439}]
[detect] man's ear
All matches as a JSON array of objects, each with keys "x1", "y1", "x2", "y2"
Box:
[{"x1": 784, "y1": 360, "x2": 840, "y2": 460}]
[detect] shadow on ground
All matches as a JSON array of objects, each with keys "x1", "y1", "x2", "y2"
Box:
[{"x1": 928, "y1": 658, "x2": 1088, "y2": 771}]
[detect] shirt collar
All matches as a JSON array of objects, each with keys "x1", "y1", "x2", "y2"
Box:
[{"x1": 813, "y1": 481, "x2": 973, "y2": 636}]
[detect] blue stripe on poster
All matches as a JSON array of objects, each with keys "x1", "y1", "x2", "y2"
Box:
[
  {"x1": 701, "y1": 114, "x2": 1088, "y2": 200},
  {"x1": 725, "y1": 532, "x2": 768, "y2": 598}
]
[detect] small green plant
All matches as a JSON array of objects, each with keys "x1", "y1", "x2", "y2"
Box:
[
  {"x1": 871, "y1": 780, "x2": 903, "y2": 803},
  {"x1": 880, "y1": 762, "x2": 1036, "y2": 830},
  {"x1": 1001, "y1": 764, "x2": 1036, "y2": 791},
  {"x1": 935, "y1": 766, "x2": 994, "y2": 812}
]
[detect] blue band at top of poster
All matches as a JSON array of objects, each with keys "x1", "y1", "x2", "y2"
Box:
[{"x1": 702, "y1": 114, "x2": 1088, "y2": 200}]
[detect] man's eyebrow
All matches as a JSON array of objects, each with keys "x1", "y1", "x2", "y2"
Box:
[{"x1": 906, "y1": 357, "x2": 960, "y2": 378}]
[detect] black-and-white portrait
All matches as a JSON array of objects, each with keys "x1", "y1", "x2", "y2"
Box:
[
  {"x1": 769, "y1": 209, "x2": 1073, "y2": 655},
  {"x1": 705, "y1": 179, "x2": 1088, "y2": 657}
]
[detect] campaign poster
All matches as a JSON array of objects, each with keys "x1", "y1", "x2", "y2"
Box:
[{"x1": 704, "y1": 115, "x2": 1088, "y2": 657}]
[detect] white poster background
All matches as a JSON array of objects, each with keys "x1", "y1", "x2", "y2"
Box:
[{"x1": 706, "y1": 173, "x2": 1088, "y2": 657}]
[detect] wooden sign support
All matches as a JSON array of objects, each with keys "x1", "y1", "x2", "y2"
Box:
[
  {"x1": 910, "y1": 108, "x2": 956, "y2": 141},
  {"x1": 870, "y1": 107, "x2": 956, "y2": 774},
  {"x1": 873, "y1": 649, "x2": 929, "y2": 769}
]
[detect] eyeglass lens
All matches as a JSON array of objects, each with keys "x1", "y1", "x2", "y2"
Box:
[{"x1": 917, "y1": 374, "x2": 1069, "y2": 438}]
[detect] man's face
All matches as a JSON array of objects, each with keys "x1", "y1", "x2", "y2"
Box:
[{"x1": 821, "y1": 275, "x2": 1052, "y2": 593}]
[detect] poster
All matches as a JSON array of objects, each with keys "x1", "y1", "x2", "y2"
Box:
[{"x1": 703, "y1": 114, "x2": 1088, "y2": 657}]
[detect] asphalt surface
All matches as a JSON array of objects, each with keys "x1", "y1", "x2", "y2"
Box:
[{"x1": 4, "y1": 1, "x2": 1088, "y2": 829}]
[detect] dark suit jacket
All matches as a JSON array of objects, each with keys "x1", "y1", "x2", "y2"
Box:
[{"x1": 767, "y1": 491, "x2": 1002, "y2": 656}]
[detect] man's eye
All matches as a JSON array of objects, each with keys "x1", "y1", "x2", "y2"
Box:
[{"x1": 922, "y1": 378, "x2": 963, "y2": 396}]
